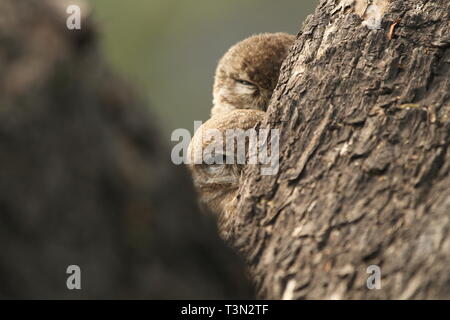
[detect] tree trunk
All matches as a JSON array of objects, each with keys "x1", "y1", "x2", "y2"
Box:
[{"x1": 230, "y1": 0, "x2": 450, "y2": 299}]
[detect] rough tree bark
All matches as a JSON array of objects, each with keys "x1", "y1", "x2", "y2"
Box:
[
  {"x1": 230, "y1": 0, "x2": 450, "y2": 299},
  {"x1": 0, "y1": 0, "x2": 252, "y2": 299}
]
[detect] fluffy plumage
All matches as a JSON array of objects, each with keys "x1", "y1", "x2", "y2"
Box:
[
  {"x1": 188, "y1": 33, "x2": 294, "y2": 233},
  {"x1": 188, "y1": 110, "x2": 265, "y2": 230},
  {"x1": 211, "y1": 33, "x2": 295, "y2": 116}
]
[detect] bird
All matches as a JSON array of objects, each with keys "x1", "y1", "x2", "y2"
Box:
[
  {"x1": 187, "y1": 33, "x2": 295, "y2": 235},
  {"x1": 211, "y1": 33, "x2": 295, "y2": 117},
  {"x1": 188, "y1": 109, "x2": 266, "y2": 234}
]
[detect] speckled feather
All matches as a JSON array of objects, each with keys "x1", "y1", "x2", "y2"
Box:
[{"x1": 212, "y1": 33, "x2": 295, "y2": 116}]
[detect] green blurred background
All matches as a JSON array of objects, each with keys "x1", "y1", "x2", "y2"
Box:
[{"x1": 89, "y1": 0, "x2": 318, "y2": 135}]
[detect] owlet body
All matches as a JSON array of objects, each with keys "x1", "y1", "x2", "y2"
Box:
[{"x1": 188, "y1": 33, "x2": 294, "y2": 233}]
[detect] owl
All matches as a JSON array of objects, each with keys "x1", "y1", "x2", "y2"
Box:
[
  {"x1": 211, "y1": 33, "x2": 295, "y2": 117},
  {"x1": 188, "y1": 109, "x2": 266, "y2": 233},
  {"x1": 188, "y1": 33, "x2": 295, "y2": 234}
]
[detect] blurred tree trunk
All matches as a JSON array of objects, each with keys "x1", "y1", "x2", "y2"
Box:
[
  {"x1": 0, "y1": 0, "x2": 252, "y2": 299},
  {"x1": 231, "y1": 0, "x2": 450, "y2": 299}
]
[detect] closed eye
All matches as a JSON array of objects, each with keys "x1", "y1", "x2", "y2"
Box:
[
  {"x1": 235, "y1": 79, "x2": 256, "y2": 87},
  {"x1": 202, "y1": 163, "x2": 223, "y2": 173}
]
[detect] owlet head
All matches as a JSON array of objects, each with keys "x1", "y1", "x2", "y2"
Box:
[
  {"x1": 187, "y1": 109, "x2": 266, "y2": 228},
  {"x1": 211, "y1": 32, "x2": 295, "y2": 117}
]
